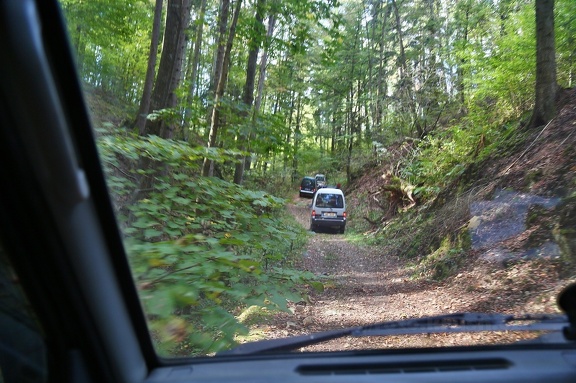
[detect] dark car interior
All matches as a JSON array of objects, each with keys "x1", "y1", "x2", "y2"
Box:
[{"x1": 0, "y1": 0, "x2": 156, "y2": 381}]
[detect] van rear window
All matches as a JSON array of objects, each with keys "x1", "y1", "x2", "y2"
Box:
[
  {"x1": 315, "y1": 194, "x2": 344, "y2": 208},
  {"x1": 302, "y1": 179, "x2": 314, "y2": 187}
]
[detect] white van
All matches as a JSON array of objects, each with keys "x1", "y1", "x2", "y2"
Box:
[{"x1": 310, "y1": 188, "x2": 346, "y2": 233}]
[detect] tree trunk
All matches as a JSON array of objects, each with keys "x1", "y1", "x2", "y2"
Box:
[
  {"x1": 244, "y1": 14, "x2": 276, "y2": 173},
  {"x1": 254, "y1": 15, "x2": 276, "y2": 117},
  {"x1": 73, "y1": 25, "x2": 86, "y2": 76},
  {"x1": 390, "y1": 0, "x2": 418, "y2": 136},
  {"x1": 202, "y1": 0, "x2": 243, "y2": 177},
  {"x1": 456, "y1": 0, "x2": 470, "y2": 115},
  {"x1": 146, "y1": 0, "x2": 192, "y2": 139},
  {"x1": 530, "y1": 0, "x2": 557, "y2": 128},
  {"x1": 233, "y1": 0, "x2": 266, "y2": 184},
  {"x1": 134, "y1": 0, "x2": 164, "y2": 135},
  {"x1": 377, "y1": 4, "x2": 392, "y2": 130},
  {"x1": 345, "y1": 16, "x2": 359, "y2": 184},
  {"x1": 133, "y1": 0, "x2": 191, "y2": 205},
  {"x1": 390, "y1": 0, "x2": 407, "y2": 81},
  {"x1": 183, "y1": 0, "x2": 207, "y2": 140},
  {"x1": 292, "y1": 92, "x2": 302, "y2": 179}
]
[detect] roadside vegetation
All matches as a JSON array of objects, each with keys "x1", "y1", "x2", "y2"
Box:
[{"x1": 63, "y1": 0, "x2": 575, "y2": 355}]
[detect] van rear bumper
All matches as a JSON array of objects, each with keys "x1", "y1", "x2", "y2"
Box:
[{"x1": 311, "y1": 217, "x2": 346, "y2": 228}]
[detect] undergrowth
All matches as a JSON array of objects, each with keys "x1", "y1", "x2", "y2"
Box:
[
  {"x1": 348, "y1": 115, "x2": 533, "y2": 281},
  {"x1": 98, "y1": 133, "x2": 318, "y2": 356}
]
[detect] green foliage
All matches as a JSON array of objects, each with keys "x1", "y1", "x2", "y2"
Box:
[
  {"x1": 60, "y1": 0, "x2": 153, "y2": 102},
  {"x1": 98, "y1": 133, "x2": 314, "y2": 355},
  {"x1": 412, "y1": 231, "x2": 471, "y2": 281},
  {"x1": 465, "y1": 4, "x2": 535, "y2": 124},
  {"x1": 556, "y1": 0, "x2": 576, "y2": 87},
  {"x1": 395, "y1": 113, "x2": 525, "y2": 203},
  {"x1": 398, "y1": 128, "x2": 471, "y2": 201},
  {"x1": 64, "y1": 0, "x2": 575, "y2": 190}
]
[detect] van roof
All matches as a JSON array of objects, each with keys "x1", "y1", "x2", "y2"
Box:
[{"x1": 316, "y1": 187, "x2": 344, "y2": 195}]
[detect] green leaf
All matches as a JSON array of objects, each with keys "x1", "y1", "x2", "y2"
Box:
[
  {"x1": 309, "y1": 281, "x2": 325, "y2": 293},
  {"x1": 144, "y1": 229, "x2": 162, "y2": 238},
  {"x1": 143, "y1": 289, "x2": 176, "y2": 317},
  {"x1": 268, "y1": 292, "x2": 288, "y2": 311},
  {"x1": 172, "y1": 197, "x2": 192, "y2": 205}
]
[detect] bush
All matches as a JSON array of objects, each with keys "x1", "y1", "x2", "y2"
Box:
[{"x1": 98, "y1": 133, "x2": 317, "y2": 355}]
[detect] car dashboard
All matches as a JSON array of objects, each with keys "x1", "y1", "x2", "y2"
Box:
[{"x1": 148, "y1": 346, "x2": 576, "y2": 383}]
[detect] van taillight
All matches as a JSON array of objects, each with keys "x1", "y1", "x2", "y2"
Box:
[
  {"x1": 312, "y1": 210, "x2": 316, "y2": 217},
  {"x1": 343, "y1": 212, "x2": 347, "y2": 218}
]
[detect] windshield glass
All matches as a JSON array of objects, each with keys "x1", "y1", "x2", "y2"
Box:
[{"x1": 58, "y1": 0, "x2": 576, "y2": 357}]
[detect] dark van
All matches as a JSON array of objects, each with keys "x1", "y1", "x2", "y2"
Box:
[{"x1": 299, "y1": 176, "x2": 317, "y2": 198}]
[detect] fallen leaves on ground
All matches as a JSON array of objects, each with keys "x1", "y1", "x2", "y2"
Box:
[{"x1": 252, "y1": 199, "x2": 576, "y2": 352}]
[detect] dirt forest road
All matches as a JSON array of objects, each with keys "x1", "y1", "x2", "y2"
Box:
[
  {"x1": 269, "y1": 196, "x2": 566, "y2": 351},
  {"x1": 282, "y1": 197, "x2": 445, "y2": 351}
]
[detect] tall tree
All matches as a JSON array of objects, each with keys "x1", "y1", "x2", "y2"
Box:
[
  {"x1": 374, "y1": 1, "x2": 392, "y2": 129},
  {"x1": 202, "y1": 0, "x2": 243, "y2": 176},
  {"x1": 145, "y1": 0, "x2": 192, "y2": 139},
  {"x1": 246, "y1": 12, "x2": 277, "y2": 175},
  {"x1": 454, "y1": 0, "x2": 471, "y2": 113},
  {"x1": 233, "y1": 0, "x2": 266, "y2": 184},
  {"x1": 530, "y1": 0, "x2": 557, "y2": 128},
  {"x1": 134, "y1": 0, "x2": 191, "y2": 204},
  {"x1": 254, "y1": 15, "x2": 276, "y2": 117},
  {"x1": 183, "y1": 0, "x2": 208, "y2": 141},
  {"x1": 134, "y1": 0, "x2": 164, "y2": 135}
]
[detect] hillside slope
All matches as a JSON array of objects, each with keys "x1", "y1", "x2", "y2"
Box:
[{"x1": 345, "y1": 88, "x2": 576, "y2": 295}]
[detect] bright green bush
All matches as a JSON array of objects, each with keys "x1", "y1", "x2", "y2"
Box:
[{"x1": 98, "y1": 133, "x2": 317, "y2": 355}]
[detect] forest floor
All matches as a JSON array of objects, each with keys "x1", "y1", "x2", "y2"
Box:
[{"x1": 258, "y1": 195, "x2": 574, "y2": 352}]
